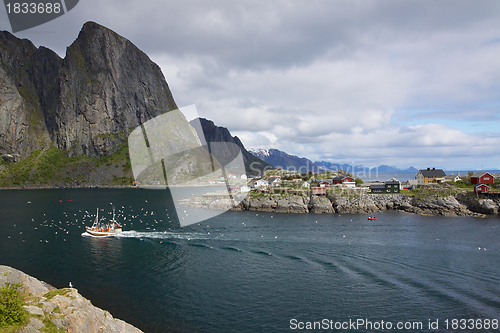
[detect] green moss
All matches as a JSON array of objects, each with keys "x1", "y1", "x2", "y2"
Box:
[
  {"x1": 43, "y1": 289, "x2": 71, "y2": 301},
  {"x1": 40, "y1": 312, "x2": 65, "y2": 333}
]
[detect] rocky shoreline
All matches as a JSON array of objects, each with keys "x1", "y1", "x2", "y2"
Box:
[
  {"x1": 0, "y1": 265, "x2": 142, "y2": 333},
  {"x1": 188, "y1": 192, "x2": 500, "y2": 217}
]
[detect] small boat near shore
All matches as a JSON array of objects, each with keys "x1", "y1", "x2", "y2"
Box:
[
  {"x1": 367, "y1": 216, "x2": 377, "y2": 220},
  {"x1": 85, "y1": 208, "x2": 122, "y2": 237}
]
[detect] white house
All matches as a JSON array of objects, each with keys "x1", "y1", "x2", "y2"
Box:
[
  {"x1": 256, "y1": 179, "x2": 269, "y2": 187},
  {"x1": 269, "y1": 176, "x2": 282, "y2": 186},
  {"x1": 444, "y1": 173, "x2": 461, "y2": 183}
]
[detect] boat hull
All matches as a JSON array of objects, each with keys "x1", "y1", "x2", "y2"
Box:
[{"x1": 85, "y1": 227, "x2": 122, "y2": 237}]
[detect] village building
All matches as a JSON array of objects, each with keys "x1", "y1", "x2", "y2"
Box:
[
  {"x1": 370, "y1": 179, "x2": 401, "y2": 193},
  {"x1": 255, "y1": 179, "x2": 269, "y2": 188},
  {"x1": 416, "y1": 168, "x2": 446, "y2": 185},
  {"x1": 332, "y1": 175, "x2": 355, "y2": 187},
  {"x1": 313, "y1": 179, "x2": 332, "y2": 188},
  {"x1": 474, "y1": 183, "x2": 491, "y2": 193},
  {"x1": 471, "y1": 172, "x2": 494, "y2": 185},
  {"x1": 240, "y1": 185, "x2": 251, "y2": 192},
  {"x1": 385, "y1": 180, "x2": 401, "y2": 193},
  {"x1": 269, "y1": 176, "x2": 282, "y2": 186},
  {"x1": 444, "y1": 173, "x2": 461, "y2": 183},
  {"x1": 369, "y1": 184, "x2": 386, "y2": 193},
  {"x1": 332, "y1": 175, "x2": 354, "y2": 184},
  {"x1": 311, "y1": 187, "x2": 327, "y2": 195}
]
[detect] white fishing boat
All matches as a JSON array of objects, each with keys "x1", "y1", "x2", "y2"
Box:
[{"x1": 85, "y1": 208, "x2": 122, "y2": 237}]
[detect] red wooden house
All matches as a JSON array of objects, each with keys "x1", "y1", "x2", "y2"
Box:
[
  {"x1": 332, "y1": 176, "x2": 354, "y2": 185},
  {"x1": 471, "y1": 172, "x2": 494, "y2": 185},
  {"x1": 311, "y1": 187, "x2": 327, "y2": 195},
  {"x1": 474, "y1": 184, "x2": 491, "y2": 193}
]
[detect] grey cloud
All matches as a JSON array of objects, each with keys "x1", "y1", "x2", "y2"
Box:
[{"x1": 3, "y1": 0, "x2": 500, "y2": 169}]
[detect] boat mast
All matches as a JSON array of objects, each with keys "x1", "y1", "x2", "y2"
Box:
[{"x1": 92, "y1": 208, "x2": 99, "y2": 228}]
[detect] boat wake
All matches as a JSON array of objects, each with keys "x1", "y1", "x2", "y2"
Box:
[{"x1": 82, "y1": 230, "x2": 211, "y2": 241}]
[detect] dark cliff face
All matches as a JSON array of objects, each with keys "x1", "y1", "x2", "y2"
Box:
[
  {"x1": 0, "y1": 31, "x2": 55, "y2": 157},
  {"x1": 0, "y1": 21, "x2": 178, "y2": 158},
  {"x1": 190, "y1": 117, "x2": 270, "y2": 175}
]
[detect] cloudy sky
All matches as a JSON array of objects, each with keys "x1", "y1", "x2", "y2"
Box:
[{"x1": 2, "y1": 0, "x2": 499, "y2": 170}]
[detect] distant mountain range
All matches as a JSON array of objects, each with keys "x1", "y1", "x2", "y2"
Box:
[{"x1": 249, "y1": 148, "x2": 418, "y2": 174}]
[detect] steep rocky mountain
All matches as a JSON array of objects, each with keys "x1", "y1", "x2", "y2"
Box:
[
  {"x1": 0, "y1": 21, "x2": 177, "y2": 159},
  {"x1": 189, "y1": 118, "x2": 271, "y2": 175},
  {"x1": 0, "y1": 22, "x2": 213, "y2": 187}
]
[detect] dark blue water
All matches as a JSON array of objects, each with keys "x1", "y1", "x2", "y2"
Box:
[{"x1": 1, "y1": 189, "x2": 500, "y2": 332}]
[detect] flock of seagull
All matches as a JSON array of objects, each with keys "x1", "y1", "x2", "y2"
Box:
[
  {"x1": 5, "y1": 200, "x2": 287, "y2": 243},
  {"x1": 7, "y1": 200, "x2": 175, "y2": 243}
]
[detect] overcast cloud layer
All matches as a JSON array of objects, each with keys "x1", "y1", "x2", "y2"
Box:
[{"x1": 2, "y1": 0, "x2": 499, "y2": 170}]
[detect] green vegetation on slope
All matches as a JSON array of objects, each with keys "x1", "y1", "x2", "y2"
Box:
[
  {"x1": 0, "y1": 283, "x2": 69, "y2": 333},
  {"x1": 0, "y1": 144, "x2": 134, "y2": 187},
  {"x1": 0, "y1": 282, "x2": 28, "y2": 329}
]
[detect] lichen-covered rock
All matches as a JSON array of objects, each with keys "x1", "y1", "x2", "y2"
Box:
[
  {"x1": 479, "y1": 199, "x2": 499, "y2": 215},
  {"x1": 309, "y1": 196, "x2": 334, "y2": 213},
  {"x1": 0, "y1": 265, "x2": 143, "y2": 333},
  {"x1": 275, "y1": 196, "x2": 308, "y2": 213},
  {"x1": 0, "y1": 265, "x2": 55, "y2": 295},
  {"x1": 188, "y1": 191, "x2": 497, "y2": 218},
  {"x1": 247, "y1": 196, "x2": 278, "y2": 212}
]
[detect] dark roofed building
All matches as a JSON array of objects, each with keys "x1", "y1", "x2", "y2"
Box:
[
  {"x1": 370, "y1": 184, "x2": 386, "y2": 193},
  {"x1": 416, "y1": 168, "x2": 446, "y2": 185},
  {"x1": 471, "y1": 172, "x2": 494, "y2": 185},
  {"x1": 474, "y1": 183, "x2": 491, "y2": 193},
  {"x1": 370, "y1": 179, "x2": 401, "y2": 193},
  {"x1": 332, "y1": 175, "x2": 355, "y2": 185}
]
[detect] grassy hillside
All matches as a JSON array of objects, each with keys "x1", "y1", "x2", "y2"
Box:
[{"x1": 0, "y1": 145, "x2": 133, "y2": 188}]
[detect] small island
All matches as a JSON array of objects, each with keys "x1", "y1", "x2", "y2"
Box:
[{"x1": 188, "y1": 169, "x2": 500, "y2": 217}]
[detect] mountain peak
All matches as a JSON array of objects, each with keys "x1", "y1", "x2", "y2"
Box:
[
  {"x1": 190, "y1": 118, "x2": 270, "y2": 174},
  {"x1": 1, "y1": 21, "x2": 177, "y2": 159}
]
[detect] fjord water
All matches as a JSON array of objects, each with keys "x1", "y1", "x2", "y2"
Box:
[{"x1": 1, "y1": 189, "x2": 500, "y2": 332}]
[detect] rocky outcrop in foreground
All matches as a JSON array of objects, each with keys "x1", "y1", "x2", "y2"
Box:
[
  {"x1": 188, "y1": 192, "x2": 500, "y2": 217},
  {"x1": 0, "y1": 265, "x2": 142, "y2": 333}
]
